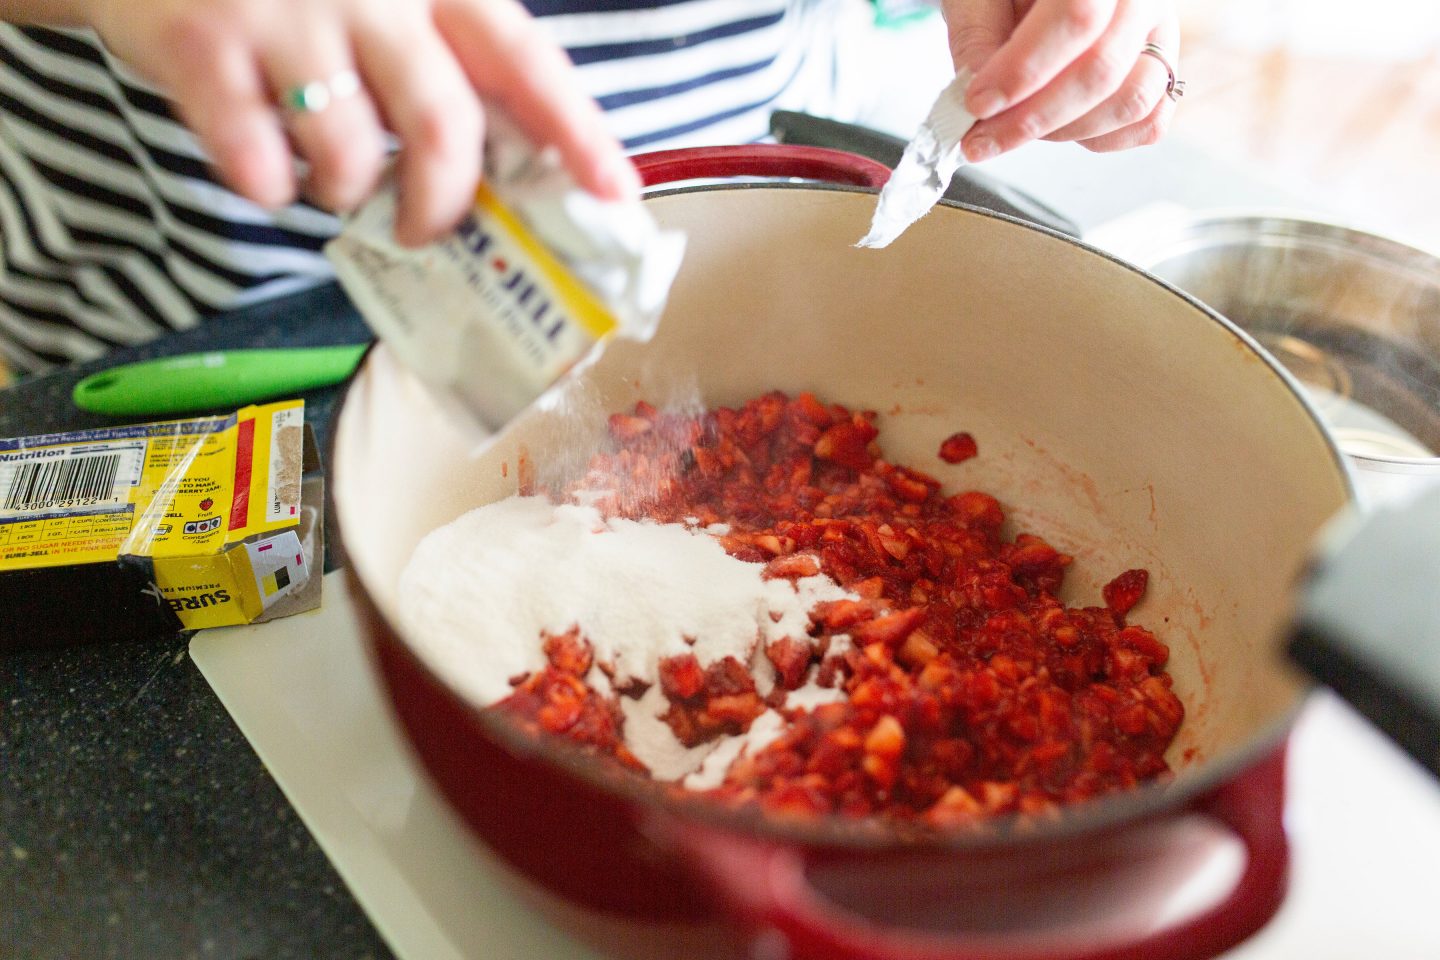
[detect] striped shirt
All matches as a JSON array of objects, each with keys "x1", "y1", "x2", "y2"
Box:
[{"x1": 0, "y1": 0, "x2": 845, "y2": 373}]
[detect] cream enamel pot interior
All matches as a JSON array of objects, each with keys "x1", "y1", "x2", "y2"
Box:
[{"x1": 331, "y1": 146, "x2": 1355, "y2": 960}]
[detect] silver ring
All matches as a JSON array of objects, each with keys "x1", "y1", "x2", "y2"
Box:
[
  {"x1": 281, "y1": 69, "x2": 361, "y2": 114},
  {"x1": 1140, "y1": 42, "x2": 1186, "y2": 102}
]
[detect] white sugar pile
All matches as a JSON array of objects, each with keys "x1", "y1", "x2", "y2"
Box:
[{"x1": 397, "y1": 495, "x2": 854, "y2": 784}]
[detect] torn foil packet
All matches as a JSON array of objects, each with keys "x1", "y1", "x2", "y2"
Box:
[
  {"x1": 326, "y1": 116, "x2": 686, "y2": 434},
  {"x1": 858, "y1": 69, "x2": 978, "y2": 249}
]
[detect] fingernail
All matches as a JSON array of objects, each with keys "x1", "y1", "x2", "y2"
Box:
[
  {"x1": 964, "y1": 135, "x2": 1000, "y2": 163},
  {"x1": 967, "y1": 89, "x2": 1007, "y2": 120}
]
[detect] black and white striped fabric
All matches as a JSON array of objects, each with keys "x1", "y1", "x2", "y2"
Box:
[{"x1": 0, "y1": 0, "x2": 843, "y2": 373}]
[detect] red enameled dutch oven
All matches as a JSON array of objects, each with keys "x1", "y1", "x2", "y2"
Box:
[{"x1": 330, "y1": 146, "x2": 1355, "y2": 960}]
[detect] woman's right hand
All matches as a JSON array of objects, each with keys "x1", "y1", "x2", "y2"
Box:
[
  {"x1": 942, "y1": 0, "x2": 1181, "y2": 160},
  {"x1": 80, "y1": 0, "x2": 639, "y2": 245}
]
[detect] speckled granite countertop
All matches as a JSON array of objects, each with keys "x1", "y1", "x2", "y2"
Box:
[{"x1": 0, "y1": 282, "x2": 395, "y2": 960}]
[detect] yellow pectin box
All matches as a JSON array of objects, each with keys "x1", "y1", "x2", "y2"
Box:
[{"x1": 0, "y1": 400, "x2": 321, "y2": 647}]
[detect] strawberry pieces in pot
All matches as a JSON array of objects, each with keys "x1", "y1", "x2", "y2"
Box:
[
  {"x1": 498, "y1": 392, "x2": 1182, "y2": 828},
  {"x1": 814, "y1": 416, "x2": 880, "y2": 471},
  {"x1": 938, "y1": 432, "x2": 979, "y2": 464},
  {"x1": 658, "y1": 654, "x2": 766, "y2": 747},
  {"x1": 497, "y1": 630, "x2": 644, "y2": 772},
  {"x1": 1103, "y1": 568, "x2": 1150, "y2": 620}
]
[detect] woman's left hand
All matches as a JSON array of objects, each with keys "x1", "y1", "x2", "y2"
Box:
[{"x1": 941, "y1": 0, "x2": 1181, "y2": 162}]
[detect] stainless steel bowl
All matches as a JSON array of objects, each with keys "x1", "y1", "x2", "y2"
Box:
[{"x1": 1095, "y1": 211, "x2": 1440, "y2": 503}]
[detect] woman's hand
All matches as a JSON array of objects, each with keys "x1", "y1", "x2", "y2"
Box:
[
  {"x1": 81, "y1": 0, "x2": 638, "y2": 244},
  {"x1": 941, "y1": 0, "x2": 1180, "y2": 161}
]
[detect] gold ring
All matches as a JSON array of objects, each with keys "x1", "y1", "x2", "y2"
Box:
[
  {"x1": 1140, "y1": 42, "x2": 1186, "y2": 102},
  {"x1": 282, "y1": 69, "x2": 361, "y2": 114}
]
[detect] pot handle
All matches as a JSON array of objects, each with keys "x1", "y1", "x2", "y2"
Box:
[
  {"x1": 631, "y1": 144, "x2": 891, "y2": 189},
  {"x1": 678, "y1": 747, "x2": 1289, "y2": 960}
]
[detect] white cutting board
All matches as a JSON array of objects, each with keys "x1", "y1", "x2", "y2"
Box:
[
  {"x1": 191, "y1": 572, "x2": 1440, "y2": 960},
  {"x1": 190, "y1": 573, "x2": 611, "y2": 960}
]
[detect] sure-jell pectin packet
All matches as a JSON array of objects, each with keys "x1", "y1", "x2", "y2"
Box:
[{"x1": 325, "y1": 118, "x2": 685, "y2": 433}]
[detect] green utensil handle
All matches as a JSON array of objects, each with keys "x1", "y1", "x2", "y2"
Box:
[{"x1": 72, "y1": 344, "x2": 369, "y2": 416}]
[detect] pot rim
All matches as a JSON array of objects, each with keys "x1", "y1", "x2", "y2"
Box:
[{"x1": 332, "y1": 182, "x2": 1358, "y2": 852}]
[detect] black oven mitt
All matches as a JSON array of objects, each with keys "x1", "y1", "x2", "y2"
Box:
[{"x1": 1289, "y1": 484, "x2": 1440, "y2": 780}]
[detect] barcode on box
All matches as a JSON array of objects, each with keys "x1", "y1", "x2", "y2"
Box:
[{"x1": 3, "y1": 453, "x2": 124, "y2": 511}]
